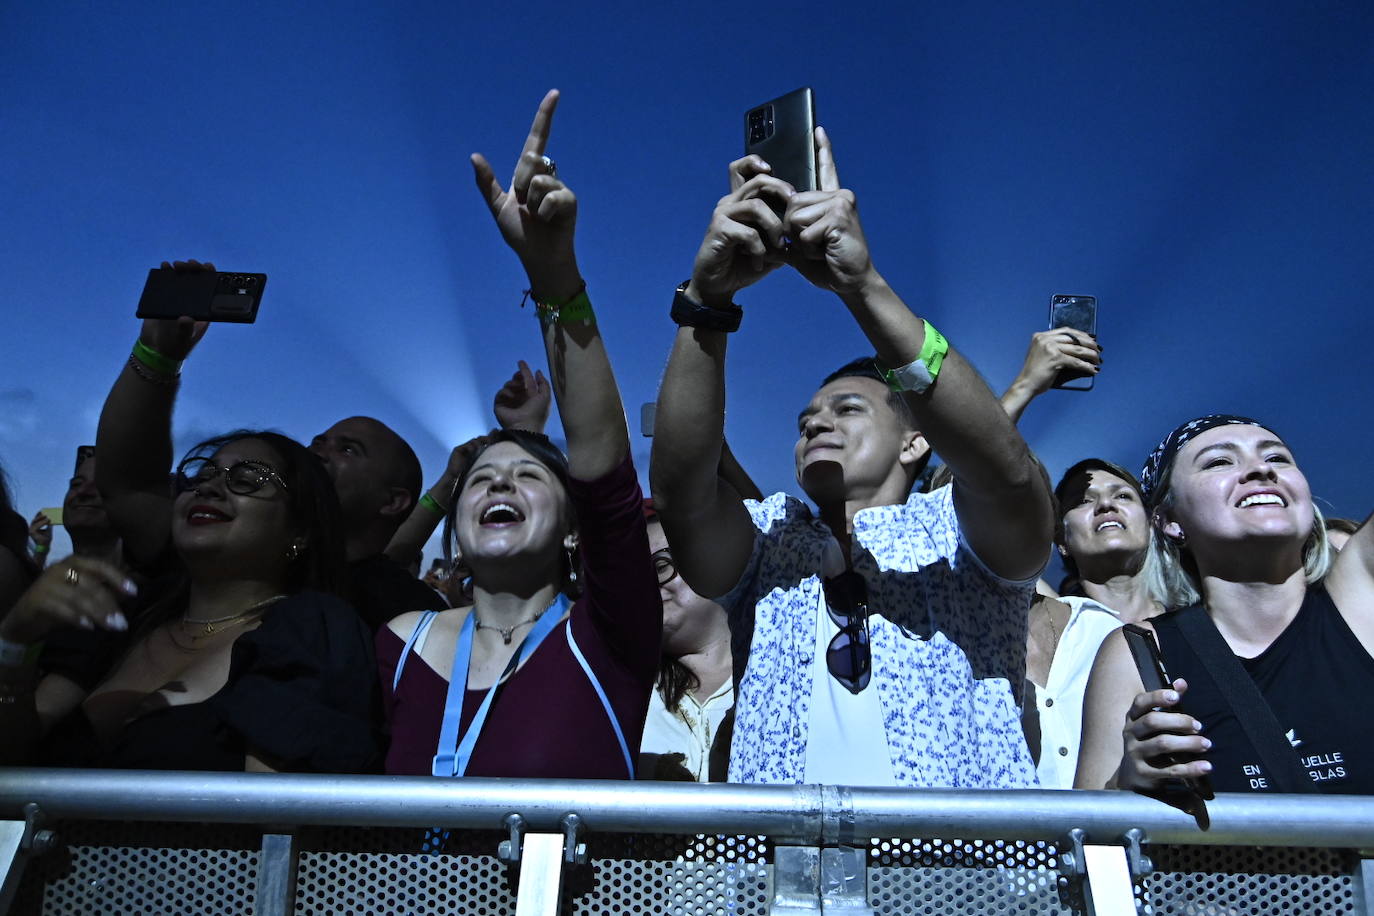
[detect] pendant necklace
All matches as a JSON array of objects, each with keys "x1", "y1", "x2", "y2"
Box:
[
  {"x1": 472, "y1": 606, "x2": 548, "y2": 645},
  {"x1": 171, "y1": 594, "x2": 287, "y2": 651}
]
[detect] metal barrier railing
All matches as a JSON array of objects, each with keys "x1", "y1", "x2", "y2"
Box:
[{"x1": 3, "y1": 769, "x2": 1373, "y2": 915}]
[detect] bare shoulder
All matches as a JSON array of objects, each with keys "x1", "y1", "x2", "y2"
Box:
[{"x1": 384, "y1": 607, "x2": 468, "y2": 640}]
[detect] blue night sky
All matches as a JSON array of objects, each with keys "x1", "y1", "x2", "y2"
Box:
[{"x1": 2, "y1": 1, "x2": 1370, "y2": 564}]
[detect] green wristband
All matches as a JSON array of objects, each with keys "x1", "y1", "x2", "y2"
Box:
[
  {"x1": 132, "y1": 339, "x2": 182, "y2": 376},
  {"x1": 30, "y1": 542, "x2": 49, "y2": 555},
  {"x1": 877, "y1": 319, "x2": 950, "y2": 394},
  {"x1": 530, "y1": 284, "x2": 595, "y2": 328},
  {"x1": 419, "y1": 492, "x2": 447, "y2": 515}
]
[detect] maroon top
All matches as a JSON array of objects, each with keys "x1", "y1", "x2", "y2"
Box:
[{"x1": 376, "y1": 455, "x2": 661, "y2": 778}]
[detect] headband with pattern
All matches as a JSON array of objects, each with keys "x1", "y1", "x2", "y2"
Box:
[{"x1": 1139, "y1": 414, "x2": 1271, "y2": 506}]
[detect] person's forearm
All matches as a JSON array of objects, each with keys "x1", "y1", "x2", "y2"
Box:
[
  {"x1": 94, "y1": 354, "x2": 179, "y2": 561},
  {"x1": 650, "y1": 326, "x2": 729, "y2": 515},
  {"x1": 96, "y1": 357, "x2": 179, "y2": 497},
  {"x1": 999, "y1": 380, "x2": 1038, "y2": 426},
  {"x1": 839, "y1": 277, "x2": 1034, "y2": 495},
  {"x1": 530, "y1": 262, "x2": 629, "y2": 481},
  {"x1": 383, "y1": 475, "x2": 457, "y2": 565}
]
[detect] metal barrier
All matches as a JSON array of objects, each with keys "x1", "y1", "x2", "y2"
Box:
[{"x1": 2, "y1": 769, "x2": 1372, "y2": 914}]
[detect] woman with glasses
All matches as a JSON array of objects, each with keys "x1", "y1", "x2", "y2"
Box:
[
  {"x1": 638, "y1": 501, "x2": 735, "y2": 781},
  {"x1": 0, "y1": 270, "x2": 377, "y2": 772},
  {"x1": 375, "y1": 91, "x2": 660, "y2": 780}
]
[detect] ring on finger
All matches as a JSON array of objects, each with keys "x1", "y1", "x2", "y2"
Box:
[
  {"x1": 540, "y1": 155, "x2": 558, "y2": 178},
  {"x1": 65, "y1": 567, "x2": 81, "y2": 587}
]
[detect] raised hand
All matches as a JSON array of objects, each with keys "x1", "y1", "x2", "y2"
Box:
[
  {"x1": 493, "y1": 359, "x2": 551, "y2": 433},
  {"x1": 686, "y1": 156, "x2": 794, "y2": 308},
  {"x1": 783, "y1": 128, "x2": 879, "y2": 297},
  {"x1": 139, "y1": 260, "x2": 213, "y2": 361},
  {"x1": 27, "y1": 513, "x2": 53, "y2": 551},
  {"x1": 1013, "y1": 329, "x2": 1102, "y2": 397},
  {"x1": 470, "y1": 90, "x2": 581, "y2": 300},
  {"x1": 0, "y1": 558, "x2": 136, "y2": 644}
]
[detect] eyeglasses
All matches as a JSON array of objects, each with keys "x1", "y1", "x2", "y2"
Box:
[
  {"x1": 176, "y1": 456, "x2": 289, "y2": 496},
  {"x1": 651, "y1": 548, "x2": 677, "y2": 586},
  {"x1": 822, "y1": 570, "x2": 871, "y2": 694}
]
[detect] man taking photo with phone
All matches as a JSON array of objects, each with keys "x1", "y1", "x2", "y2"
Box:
[{"x1": 651, "y1": 128, "x2": 1053, "y2": 787}]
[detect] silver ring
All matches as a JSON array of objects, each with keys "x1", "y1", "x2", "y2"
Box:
[
  {"x1": 65, "y1": 567, "x2": 80, "y2": 587},
  {"x1": 540, "y1": 155, "x2": 557, "y2": 178}
]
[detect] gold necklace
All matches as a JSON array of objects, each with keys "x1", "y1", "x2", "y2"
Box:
[{"x1": 169, "y1": 594, "x2": 286, "y2": 651}]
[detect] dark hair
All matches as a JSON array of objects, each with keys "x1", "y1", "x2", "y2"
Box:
[
  {"x1": 181, "y1": 430, "x2": 347, "y2": 596},
  {"x1": 441, "y1": 429, "x2": 580, "y2": 595},
  {"x1": 657, "y1": 657, "x2": 700, "y2": 715},
  {"x1": 818, "y1": 357, "x2": 931, "y2": 483},
  {"x1": 0, "y1": 460, "x2": 39, "y2": 584}
]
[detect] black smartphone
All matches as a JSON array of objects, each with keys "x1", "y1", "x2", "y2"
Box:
[
  {"x1": 640, "y1": 403, "x2": 656, "y2": 438},
  {"x1": 1121, "y1": 624, "x2": 1213, "y2": 826},
  {"x1": 136, "y1": 267, "x2": 267, "y2": 323},
  {"x1": 1048, "y1": 294, "x2": 1097, "y2": 391},
  {"x1": 744, "y1": 88, "x2": 817, "y2": 194}
]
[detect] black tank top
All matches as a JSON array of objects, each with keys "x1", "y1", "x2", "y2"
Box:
[{"x1": 1152, "y1": 586, "x2": 1374, "y2": 794}]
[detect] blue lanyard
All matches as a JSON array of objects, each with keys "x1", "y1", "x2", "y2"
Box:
[{"x1": 432, "y1": 595, "x2": 569, "y2": 778}]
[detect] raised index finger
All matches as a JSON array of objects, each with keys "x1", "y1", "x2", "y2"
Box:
[
  {"x1": 815, "y1": 127, "x2": 840, "y2": 192},
  {"x1": 522, "y1": 89, "x2": 561, "y2": 159}
]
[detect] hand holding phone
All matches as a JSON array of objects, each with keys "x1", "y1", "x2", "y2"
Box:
[{"x1": 1121, "y1": 624, "x2": 1213, "y2": 828}]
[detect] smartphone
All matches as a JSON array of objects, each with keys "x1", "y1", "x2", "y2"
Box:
[
  {"x1": 744, "y1": 88, "x2": 817, "y2": 195},
  {"x1": 640, "y1": 403, "x2": 656, "y2": 438},
  {"x1": 1121, "y1": 624, "x2": 1213, "y2": 827},
  {"x1": 136, "y1": 267, "x2": 267, "y2": 323},
  {"x1": 39, "y1": 507, "x2": 64, "y2": 526},
  {"x1": 1048, "y1": 294, "x2": 1097, "y2": 391}
]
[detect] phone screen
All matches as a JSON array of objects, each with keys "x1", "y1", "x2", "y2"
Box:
[{"x1": 1048, "y1": 294, "x2": 1097, "y2": 390}]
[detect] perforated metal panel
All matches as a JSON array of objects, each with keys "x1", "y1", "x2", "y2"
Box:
[
  {"x1": 1141, "y1": 844, "x2": 1357, "y2": 915},
  {"x1": 290, "y1": 827, "x2": 771, "y2": 916},
  {"x1": 9, "y1": 821, "x2": 1364, "y2": 915},
  {"x1": 868, "y1": 837, "x2": 1069, "y2": 914},
  {"x1": 11, "y1": 821, "x2": 260, "y2": 916}
]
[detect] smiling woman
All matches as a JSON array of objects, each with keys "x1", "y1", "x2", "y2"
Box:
[
  {"x1": 374, "y1": 91, "x2": 660, "y2": 783},
  {"x1": 0, "y1": 266, "x2": 380, "y2": 773},
  {"x1": 1075, "y1": 415, "x2": 1374, "y2": 799}
]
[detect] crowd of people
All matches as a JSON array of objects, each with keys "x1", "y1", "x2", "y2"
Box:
[{"x1": 2, "y1": 91, "x2": 1370, "y2": 810}]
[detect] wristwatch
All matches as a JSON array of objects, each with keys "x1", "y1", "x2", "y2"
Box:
[{"x1": 670, "y1": 281, "x2": 743, "y2": 333}]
